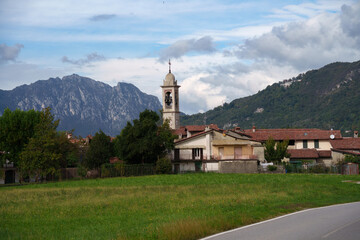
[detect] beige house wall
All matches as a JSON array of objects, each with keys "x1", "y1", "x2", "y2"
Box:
[
  {"x1": 253, "y1": 145, "x2": 265, "y2": 162},
  {"x1": 295, "y1": 140, "x2": 331, "y2": 150},
  {"x1": 331, "y1": 151, "x2": 345, "y2": 164},
  {"x1": 319, "y1": 140, "x2": 332, "y2": 150},
  {"x1": 213, "y1": 145, "x2": 254, "y2": 159}
]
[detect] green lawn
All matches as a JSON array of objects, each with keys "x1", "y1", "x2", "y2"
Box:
[{"x1": 1, "y1": 173, "x2": 360, "y2": 240}]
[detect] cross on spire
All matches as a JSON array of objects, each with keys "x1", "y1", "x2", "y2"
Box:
[{"x1": 168, "y1": 59, "x2": 171, "y2": 73}]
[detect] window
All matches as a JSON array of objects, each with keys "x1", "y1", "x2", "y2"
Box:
[
  {"x1": 314, "y1": 140, "x2": 319, "y2": 149},
  {"x1": 289, "y1": 140, "x2": 295, "y2": 146},
  {"x1": 194, "y1": 148, "x2": 201, "y2": 157},
  {"x1": 192, "y1": 148, "x2": 203, "y2": 159},
  {"x1": 303, "y1": 140, "x2": 308, "y2": 149}
]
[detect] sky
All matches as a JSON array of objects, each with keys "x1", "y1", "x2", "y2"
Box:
[{"x1": 1, "y1": 0, "x2": 360, "y2": 114}]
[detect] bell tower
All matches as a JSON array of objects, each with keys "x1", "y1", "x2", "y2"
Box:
[{"x1": 161, "y1": 60, "x2": 180, "y2": 130}]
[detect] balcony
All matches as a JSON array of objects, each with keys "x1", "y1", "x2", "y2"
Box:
[{"x1": 173, "y1": 153, "x2": 258, "y2": 161}]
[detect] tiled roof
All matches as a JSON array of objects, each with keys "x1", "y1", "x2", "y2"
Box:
[
  {"x1": 244, "y1": 128, "x2": 342, "y2": 141},
  {"x1": 287, "y1": 149, "x2": 331, "y2": 159},
  {"x1": 331, "y1": 149, "x2": 360, "y2": 156},
  {"x1": 317, "y1": 150, "x2": 332, "y2": 158},
  {"x1": 185, "y1": 125, "x2": 206, "y2": 132},
  {"x1": 173, "y1": 127, "x2": 186, "y2": 136},
  {"x1": 109, "y1": 157, "x2": 122, "y2": 164},
  {"x1": 330, "y1": 138, "x2": 360, "y2": 150},
  {"x1": 174, "y1": 130, "x2": 209, "y2": 143},
  {"x1": 185, "y1": 124, "x2": 219, "y2": 132},
  {"x1": 288, "y1": 149, "x2": 319, "y2": 159}
]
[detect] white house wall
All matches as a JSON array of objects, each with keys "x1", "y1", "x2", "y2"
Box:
[
  {"x1": 203, "y1": 162, "x2": 218, "y2": 172},
  {"x1": 180, "y1": 162, "x2": 196, "y2": 172},
  {"x1": 176, "y1": 135, "x2": 207, "y2": 149}
]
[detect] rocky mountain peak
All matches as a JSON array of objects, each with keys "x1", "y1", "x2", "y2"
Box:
[{"x1": 0, "y1": 75, "x2": 162, "y2": 136}]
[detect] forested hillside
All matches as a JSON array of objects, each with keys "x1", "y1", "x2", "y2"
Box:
[{"x1": 181, "y1": 61, "x2": 360, "y2": 135}]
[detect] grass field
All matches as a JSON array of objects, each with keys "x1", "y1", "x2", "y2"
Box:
[{"x1": 1, "y1": 173, "x2": 360, "y2": 240}]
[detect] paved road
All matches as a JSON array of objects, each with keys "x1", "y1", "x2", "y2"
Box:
[{"x1": 202, "y1": 202, "x2": 360, "y2": 240}]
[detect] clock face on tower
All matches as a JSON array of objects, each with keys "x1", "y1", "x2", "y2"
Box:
[{"x1": 165, "y1": 91, "x2": 172, "y2": 107}]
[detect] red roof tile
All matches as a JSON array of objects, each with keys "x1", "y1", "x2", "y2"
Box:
[
  {"x1": 185, "y1": 125, "x2": 205, "y2": 132},
  {"x1": 244, "y1": 129, "x2": 342, "y2": 141},
  {"x1": 185, "y1": 124, "x2": 219, "y2": 132},
  {"x1": 287, "y1": 149, "x2": 332, "y2": 159},
  {"x1": 173, "y1": 127, "x2": 186, "y2": 136},
  {"x1": 109, "y1": 157, "x2": 122, "y2": 164},
  {"x1": 332, "y1": 149, "x2": 360, "y2": 156},
  {"x1": 317, "y1": 150, "x2": 332, "y2": 158},
  {"x1": 288, "y1": 149, "x2": 319, "y2": 159},
  {"x1": 330, "y1": 138, "x2": 360, "y2": 150}
]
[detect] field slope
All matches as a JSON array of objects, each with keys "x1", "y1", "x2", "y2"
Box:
[{"x1": 1, "y1": 173, "x2": 360, "y2": 240}]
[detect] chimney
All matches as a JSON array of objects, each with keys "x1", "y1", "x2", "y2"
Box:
[
  {"x1": 252, "y1": 126, "x2": 256, "y2": 133},
  {"x1": 355, "y1": 131, "x2": 359, "y2": 138}
]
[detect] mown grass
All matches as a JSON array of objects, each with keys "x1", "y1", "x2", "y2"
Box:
[{"x1": 1, "y1": 173, "x2": 360, "y2": 240}]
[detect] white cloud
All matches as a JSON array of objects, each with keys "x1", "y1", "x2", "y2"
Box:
[
  {"x1": 159, "y1": 36, "x2": 215, "y2": 62},
  {"x1": 1, "y1": 0, "x2": 359, "y2": 116},
  {"x1": 0, "y1": 62, "x2": 70, "y2": 90},
  {"x1": 62, "y1": 53, "x2": 106, "y2": 66},
  {"x1": 0, "y1": 43, "x2": 23, "y2": 63},
  {"x1": 232, "y1": 2, "x2": 360, "y2": 71}
]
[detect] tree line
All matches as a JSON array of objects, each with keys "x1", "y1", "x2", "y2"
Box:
[{"x1": 0, "y1": 108, "x2": 176, "y2": 182}]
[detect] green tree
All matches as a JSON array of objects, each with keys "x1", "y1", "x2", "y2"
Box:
[
  {"x1": 57, "y1": 131, "x2": 79, "y2": 168},
  {"x1": 114, "y1": 110, "x2": 176, "y2": 164},
  {"x1": 84, "y1": 130, "x2": 113, "y2": 169},
  {"x1": 344, "y1": 154, "x2": 360, "y2": 164},
  {"x1": 18, "y1": 107, "x2": 61, "y2": 182},
  {"x1": 264, "y1": 137, "x2": 290, "y2": 164},
  {"x1": 0, "y1": 108, "x2": 41, "y2": 166}
]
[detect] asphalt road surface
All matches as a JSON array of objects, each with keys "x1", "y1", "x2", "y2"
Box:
[{"x1": 202, "y1": 201, "x2": 360, "y2": 240}]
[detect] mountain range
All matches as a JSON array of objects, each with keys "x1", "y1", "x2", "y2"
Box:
[
  {"x1": 0, "y1": 74, "x2": 162, "y2": 136},
  {"x1": 1, "y1": 60, "x2": 359, "y2": 137},
  {"x1": 181, "y1": 60, "x2": 360, "y2": 136}
]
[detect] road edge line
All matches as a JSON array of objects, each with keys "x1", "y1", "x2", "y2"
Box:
[{"x1": 200, "y1": 201, "x2": 360, "y2": 240}]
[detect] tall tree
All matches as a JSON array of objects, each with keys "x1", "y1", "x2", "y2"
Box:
[
  {"x1": 19, "y1": 107, "x2": 61, "y2": 181},
  {"x1": 264, "y1": 137, "x2": 290, "y2": 164},
  {"x1": 0, "y1": 108, "x2": 41, "y2": 166},
  {"x1": 84, "y1": 130, "x2": 113, "y2": 169},
  {"x1": 114, "y1": 110, "x2": 176, "y2": 164}
]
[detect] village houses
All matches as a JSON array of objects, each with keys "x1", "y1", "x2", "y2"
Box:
[{"x1": 160, "y1": 62, "x2": 360, "y2": 173}]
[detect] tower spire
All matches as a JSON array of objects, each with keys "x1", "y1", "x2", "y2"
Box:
[{"x1": 168, "y1": 59, "x2": 171, "y2": 73}]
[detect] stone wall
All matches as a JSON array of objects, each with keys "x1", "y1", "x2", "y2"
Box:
[{"x1": 219, "y1": 160, "x2": 258, "y2": 173}]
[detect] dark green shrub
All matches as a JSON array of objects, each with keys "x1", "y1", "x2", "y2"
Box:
[
  {"x1": 77, "y1": 165, "x2": 87, "y2": 179},
  {"x1": 101, "y1": 164, "x2": 111, "y2": 178},
  {"x1": 309, "y1": 164, "x2": 329, "y2": 174},
  {"x1": 114, "y1": 162, "x2": 125, "y2": 176},
  {"x1": 267, "y1": 165, "x2": 277, "y2": 171},
  {"x1": 156, "y1": 157, "x2": 172, "y2": 174}
]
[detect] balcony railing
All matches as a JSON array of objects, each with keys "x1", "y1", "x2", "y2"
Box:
[{"x1": 173, "y1": 153, "x2": 258, "y2": 161}]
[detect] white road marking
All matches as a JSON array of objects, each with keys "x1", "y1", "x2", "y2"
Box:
[
  {"x1": 201, "y1": 202, "x2": 360, "y2": 240},
  {"x1": 321, "y1": 218, "x2": 360, "y2": 239}
]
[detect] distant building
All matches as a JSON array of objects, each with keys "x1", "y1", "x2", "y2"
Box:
[{"x1": 243, "y1": 127, "x2": 360, "y2": 166}]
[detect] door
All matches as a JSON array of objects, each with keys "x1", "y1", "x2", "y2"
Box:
[
  {"x1": 174, "y1": 164, "x2": 180, "y2": 174},
  {"x1": 195, "y1": 162, "x2": 202, "y2": 172},
  {"x1": 234, "y1": 147, "x2": 242, "y2": 159},
  {"x1": 5, "y1": 170, "x2": 15, "y2": 184},
  {"x1": 219, "y1": 147, "x2": 224, "y2": 160},
  {"x1": 174, "y1": 149, "x2": 180, "y2": 161}
]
